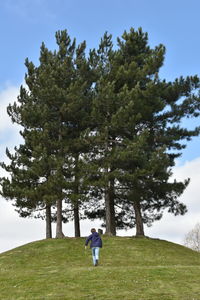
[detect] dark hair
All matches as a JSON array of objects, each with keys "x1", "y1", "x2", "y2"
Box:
[{"x1": 91, "y1": 228, "x2": 96, "y2": 233}]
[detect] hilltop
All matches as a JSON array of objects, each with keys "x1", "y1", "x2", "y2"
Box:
[{"x1": 0, "y1": 236, "x2": 200, "y2": 299}]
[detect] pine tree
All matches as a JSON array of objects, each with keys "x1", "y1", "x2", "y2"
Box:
[
  {"x1": 1, "y1": 27, "x2": 200, "y2": 239},
  {"x1": 110, "y1": 28, "x2": 200, "y2": 235},
  {"x1": 83, "y1": 28, "x2": 200, "y2": 236},
  {"x1": 83, "y1": 33, "x2": 120, "y2": 235},
  {"x1": 0, "y1": 30, "x2": 94, "y2": 238}
]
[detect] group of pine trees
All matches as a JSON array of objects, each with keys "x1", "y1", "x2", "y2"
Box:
[{"x1": 1, "y1": 28, "x2": 200, "y2": 238}]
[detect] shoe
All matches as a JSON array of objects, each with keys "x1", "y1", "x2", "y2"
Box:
[{"x1": 95, "y1": 260, "x2": 98, "y2": 266}]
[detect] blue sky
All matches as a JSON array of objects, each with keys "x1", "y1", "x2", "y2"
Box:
[
  {"x1": 0, "y1": 0, "x2": 200, "y2": 252},
  {"x1": 1, "y1": 0, "x2": 200, "y2": 83},
  {"x1": 1, "y1": 0, "x2": 200, "y2": 160}
]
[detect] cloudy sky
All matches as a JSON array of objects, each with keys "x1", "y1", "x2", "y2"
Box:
[{"x1": 1, "y1": 0, "x2": 200, "y2": 253}]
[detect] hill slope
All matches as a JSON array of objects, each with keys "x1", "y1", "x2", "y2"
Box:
[{"x1": 0, "y1": 236, "x2": 200, "y2": 300}]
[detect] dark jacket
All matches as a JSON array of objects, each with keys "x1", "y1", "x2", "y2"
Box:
[{"x1": 85, "y1": 232, "x2": 102, "y2": 248}]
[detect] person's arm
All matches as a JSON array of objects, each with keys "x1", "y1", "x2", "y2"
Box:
[{"x1": 85, "y1": 234, "x2": 92, "y2": 247}]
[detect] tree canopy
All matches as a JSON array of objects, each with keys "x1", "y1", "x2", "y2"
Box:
[{"x1": 1, "y1": 28, "x2": 200, "y2": 237}]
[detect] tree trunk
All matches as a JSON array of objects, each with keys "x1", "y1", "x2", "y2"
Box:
[
  {"x1": 133, "y1": 200, "x2": 144, "y2": 236},
  {"x1": 105, "y1": 180, "x2": 116, "y2": 236},
  {"x1": 56, "y1": 198, "x2": 65, "y2": 238},
  {"x1": 104, "y1": 130, "x2": 116, "y2": 236},
  {"x1": 73, "y1": 155, "x2": 81, "y2": 237},
  {"x1": 74, "y1": 202, "x2": 81, "y2": 237},
  {"x1": 55, "y1": 126, "x2": 65, "y2": 238},
  {"x1": 46, "y1": 204, "x2": 52, "y2": 239}
]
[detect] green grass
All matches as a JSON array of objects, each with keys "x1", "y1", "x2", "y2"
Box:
[{"x1": 0, "y1": 236, "x2": 200, "y2": 299}]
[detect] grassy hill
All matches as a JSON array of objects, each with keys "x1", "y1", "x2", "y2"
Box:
[{"x1": 0, "y1": 236, "x2": 200, "y2": 300}]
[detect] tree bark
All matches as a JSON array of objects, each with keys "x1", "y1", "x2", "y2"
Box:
[
  {"x1": 56, "y1": 198, "x2": 65, "y2": 238},
  {"x1": 73, "y1": 155, "x2": 81, "y2": 237},
  {"x1": 46, "y1": 204, "x2": 52, "y2": 239},
  {"x1": 104, "y1": 129, "x2": 116, "y2": 236},
  {"x1": 74, "y1": 202, "x2": 81, "y2": 237},
  {"x1": 133, "y1": 200, "x2": 144, "y2": 236},
  {"x1": 105, "y1": 179, "x2": 116, "y2": 236},
  {"x1": 55, "y1": 124, "x2": 65, "y2": 238}
]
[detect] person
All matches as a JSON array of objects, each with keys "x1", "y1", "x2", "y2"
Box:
[{"x1": 85, "y1": 228, "x2": 102, "y2": 266}]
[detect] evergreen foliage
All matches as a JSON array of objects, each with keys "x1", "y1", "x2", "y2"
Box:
[{"x1": 1, "y1": 28, "x2": 200, "y2": 237}]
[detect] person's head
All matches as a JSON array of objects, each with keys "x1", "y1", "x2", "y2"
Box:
[{"x1": 91, "y1": 228, "x2": 96, "y2": 233}]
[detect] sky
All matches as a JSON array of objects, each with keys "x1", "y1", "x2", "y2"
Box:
[{"x1": 0, "y1": 0, "x2": 200, "y2": 253}]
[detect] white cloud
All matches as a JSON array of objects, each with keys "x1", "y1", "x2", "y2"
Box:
[
  {"x1": 145, "y1": 157, "x2": 200, "y2": 245},
  {"x1": 0, "y1": 199, "x2": 45, "y2": 253},
  {"x1": 0, "y1": 85, "x2": 19, "y2": 133},
  {"x1": 0, "y1": 85, "x2": 22, "y2": 167}
]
